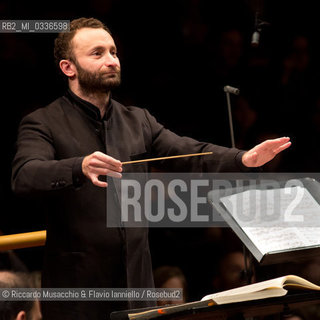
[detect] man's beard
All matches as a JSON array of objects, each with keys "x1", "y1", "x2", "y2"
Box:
[{"x1": 74, "y1": 60, "x2": 121, "y2": 95}]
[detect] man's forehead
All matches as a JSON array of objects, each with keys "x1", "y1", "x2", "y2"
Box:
[{"x1": 72, "y1": 27, "x2": 115, "y2": 51}]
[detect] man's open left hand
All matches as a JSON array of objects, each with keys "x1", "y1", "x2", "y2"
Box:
[{"x1": 242, "y1": 137, "x2": 291, "y2": 167}]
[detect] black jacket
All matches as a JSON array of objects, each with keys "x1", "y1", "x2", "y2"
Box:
[{"x1": 11, "y1": 90, "x2": 246, "y2": 319}]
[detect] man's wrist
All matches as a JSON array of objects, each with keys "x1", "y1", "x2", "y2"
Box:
[{"x1": 236, "y1": 151, "x2": 251, "y2": 171}]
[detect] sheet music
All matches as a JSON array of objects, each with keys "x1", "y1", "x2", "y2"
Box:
[{"x1": 220, "y1": 186, "x2": 320, "y2": 255}]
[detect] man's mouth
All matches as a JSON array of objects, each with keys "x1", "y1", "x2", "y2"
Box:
[{"x1": 102, "y1": 71, "x2": 118, "y2": 75}]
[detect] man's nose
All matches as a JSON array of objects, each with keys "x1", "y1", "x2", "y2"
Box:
[{"x1": 104, "y1": 53, "x2": 119, "y2": 67}]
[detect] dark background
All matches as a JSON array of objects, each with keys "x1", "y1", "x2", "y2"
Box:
[{"x1": 1, "y1": 0, "x2": 320, "y2": 305}]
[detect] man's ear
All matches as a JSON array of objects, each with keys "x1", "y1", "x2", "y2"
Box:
[
  {"x1": 16, "y1": 310, "x2": 26, "y2": 320},
  {"x1": 59, "y1": 59, "x2": 76, "y2": 78}
]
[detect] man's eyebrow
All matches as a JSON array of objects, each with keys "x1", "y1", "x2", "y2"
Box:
[
  {"x1": 89, "y1": 45, "x2": 117, "y2": 52},
  {"x1": 89, "y1": 45, "x2": 106, "y2": 52}
]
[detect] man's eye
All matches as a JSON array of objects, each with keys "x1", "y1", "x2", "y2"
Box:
[{"x1": 93, "y1": 51, "x2": 101, "y2": 56}]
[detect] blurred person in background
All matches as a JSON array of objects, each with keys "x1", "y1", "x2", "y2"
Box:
[
  {"x1": 153, "y1": 265, "x2": 187, "y2": 305},
  {"x1": 212, "y1": 249, "x2": 256, "y2": 292},
  {"x1": 0, "y1": 270, "x2": 42, "y2": 320}
]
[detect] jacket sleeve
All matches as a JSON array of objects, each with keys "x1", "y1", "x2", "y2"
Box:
[
  {"x1": 11, "y1": 112, "x2": 85, "y2": 196},
  {"x1": 143, "y1": 108, "x2": 249, "y2": 172}
]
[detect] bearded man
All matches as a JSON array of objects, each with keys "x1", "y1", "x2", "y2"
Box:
[{"x1": 11, "y1": 17, "x2": 290, "y2": 319}]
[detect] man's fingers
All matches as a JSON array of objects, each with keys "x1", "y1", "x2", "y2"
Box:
[
  {"x1": 257, "y1": 137, "x2": 291, "y2": 155},
  {"x1": 92, "y1": 176, "x2": 108, "y2": 188},
  {"x1": 107, "y1": 171, "x2": 122, "y2": 179},
  {"x1": 274, "y1": 141, "x2": 292, "y2": 154},
  {"x1": 273, "y1": 137, "x2": 291, "y2": 147},
  {"x1": 90, "y1": 167, "x2": 122, "y2": 177},
  {"x1": 89, "y1": 158, "x2": 110, "y2": 168},
  {"x1": 89, "y1": 161, "x2": 122, "y2": 174},
  {"x1": 90, "y1": 167, "x2": 110, "y2": 176},
  {"x1": 89, "y1": 154, "x2": 122, "y2": 173},
  {"x1": 90, "y1": 170, "x2": 121, "y2": 188},
  {"x1": 276, "y1": 137, "x2": 290, "y2": 143},
  {"x1": 262, "y1": 137, "x2": 290, "y2": 149},
  {"x1": 93, "y1": 151, "x2": 122, "y2": 168}
]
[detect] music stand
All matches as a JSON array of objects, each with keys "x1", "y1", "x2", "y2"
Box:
[{"x1": 207, "y1": 177, "x2": 320, "y2": 265}]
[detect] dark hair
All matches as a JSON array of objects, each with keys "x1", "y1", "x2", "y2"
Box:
[
  {"x1": 54, "y1": 17, "x2": 111, "y2": 69},
  {"x1": 0, "y1": 271, "x2": 35, "y2": 320}
]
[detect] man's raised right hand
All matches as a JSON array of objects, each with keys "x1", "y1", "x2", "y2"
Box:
[{"x1": 82, "y1": 151, "x2": 122, "y2": 187}]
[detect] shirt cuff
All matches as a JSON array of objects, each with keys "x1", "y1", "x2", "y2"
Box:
[
  {"x1": 235, "y1": 150, "x2": 251, "y2": 171},
  {"x1": 72, "y1": 157, "x2": 86, "y2": 188}
]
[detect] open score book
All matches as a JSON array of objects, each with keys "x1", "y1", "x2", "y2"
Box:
[
  {"x1": 200, "y1": 274, "x2": 320, "y2": 304},
  {"x1": 128, "y1": 275, "x2": 320, "y2": 320}
]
